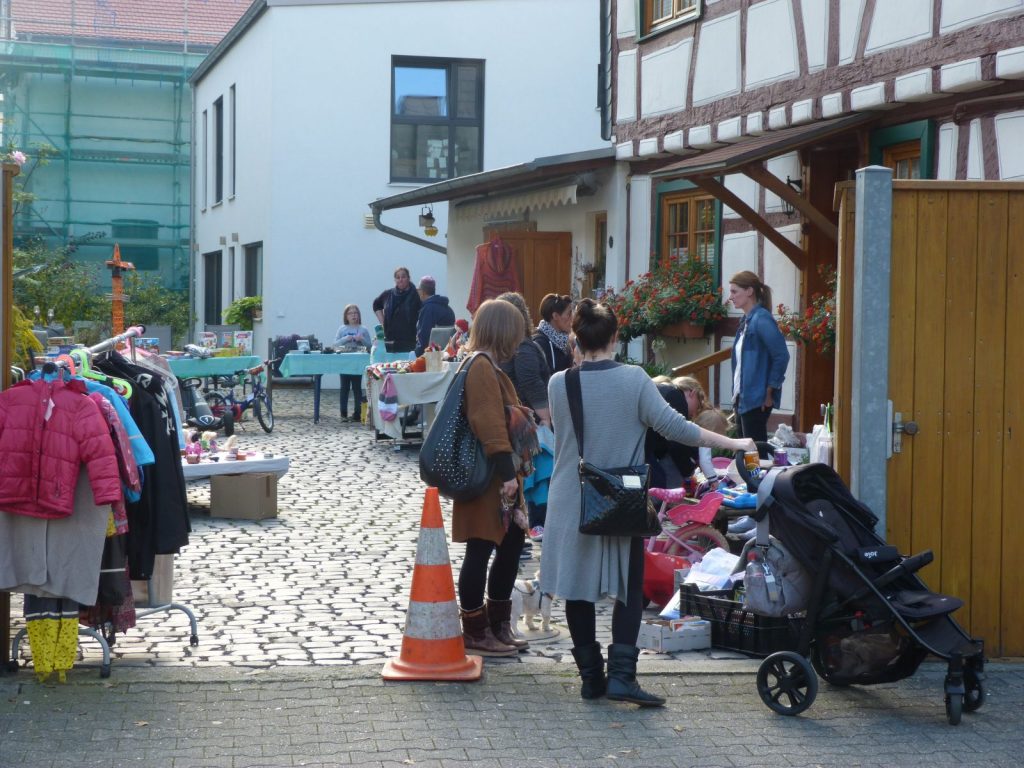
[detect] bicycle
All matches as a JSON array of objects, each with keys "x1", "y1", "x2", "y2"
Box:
[{"x1": 199, "y1": 359, "x2": 276, "y2": 435}]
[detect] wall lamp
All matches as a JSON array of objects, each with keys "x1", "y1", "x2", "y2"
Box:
[
  {"x1": 419, "y1": 205, "x2": 438, "y2": 237},
  {"x1": 783, "y1": 176, "x2": 803, "y2": 217}
]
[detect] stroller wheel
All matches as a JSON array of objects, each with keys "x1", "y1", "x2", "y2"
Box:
[
  {"x1": 757, "y1": 651, "x2": 818, "y2": 716},
  {"x1": 963, "y1": 671, "x2": 984, "y2": 713},
  {"x1": 945, "y1": 693, "x2": 963, "y2": 725}
]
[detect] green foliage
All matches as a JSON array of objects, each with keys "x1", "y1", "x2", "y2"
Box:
[
  {"x1": 11, "y1": 305, "x2": 43, "y2": 369},
  {"x1": 13, "y1": 239, "x2": 106, "y2": 330},
  {"x1": 619, "y1": 356, "x2": 671, "y2": 379},
  {"x1": 5, "y1": 142, "x2": 59, "y2": 217},
  {"x1": 223, "y1": 295, "x2": 262, "y2": 330},
  {"x1": 124, "y1": 272, "x2": 191, "y2": 346}
]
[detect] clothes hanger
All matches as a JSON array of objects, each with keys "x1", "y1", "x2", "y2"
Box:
[{"x1": 69, "y1": 348, "x2": 133, "y2": 398}]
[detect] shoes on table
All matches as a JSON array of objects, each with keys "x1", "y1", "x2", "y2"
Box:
[
  {"x1": 529, "y1": 526, "x2": 545, "y2": 542},
  {"x1": 728, "y1": 515, "x2": 756, "y2": 534},
  {"x1": 520, "y1": 541, "x2": 534, "y2": 562}
]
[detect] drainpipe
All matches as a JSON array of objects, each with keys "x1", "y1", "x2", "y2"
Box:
[{"x1": 370, "y1": 205, "x2": 447, "y2": 255}]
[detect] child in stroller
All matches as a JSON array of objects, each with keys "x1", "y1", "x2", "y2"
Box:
[{"x1": 733, "y1": 448, "x2": 985, "y2": 725}]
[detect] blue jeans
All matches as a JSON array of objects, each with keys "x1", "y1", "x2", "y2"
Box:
[{"x1": 340, "y1": 374, "x2": 363, "y2": 418}]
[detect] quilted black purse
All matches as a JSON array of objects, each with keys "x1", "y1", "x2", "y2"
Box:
[
  {"x1": 419, "y1": 355, "x2": 494, "y2": 501},
  {"x1": 565, "y1": 368, "x2": 661, "y2": 537}
]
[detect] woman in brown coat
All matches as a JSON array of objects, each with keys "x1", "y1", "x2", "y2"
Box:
[{"x1": 453, "y1": 299, "x2": 529, "y2": 657}]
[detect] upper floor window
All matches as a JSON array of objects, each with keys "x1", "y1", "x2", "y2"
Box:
[
  {"x1": 390, "y1": 56, "x2": 484, "y2": 182},
  {"x1": 643, "y1": 0, "x2": 701, "y2": 36},
  {"x1": 661, "y1": 190, "x2": 716, "y2": 266}
]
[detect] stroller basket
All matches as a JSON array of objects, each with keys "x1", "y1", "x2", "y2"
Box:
[{"x1": 681, "y1": 585, "x2": 800, "y2": 658}]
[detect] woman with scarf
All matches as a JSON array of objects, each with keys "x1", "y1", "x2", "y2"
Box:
[
  {"x1": 532, "y1": 293, "x2": 574, "y2": 374},
  {"x1": 372, "y1": 266, "x2": 422, "y2": 353}
]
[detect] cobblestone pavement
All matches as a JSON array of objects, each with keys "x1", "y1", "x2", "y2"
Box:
[
  {"x1": 1, "y1": 663, "x2": 1022, "y2": 767},
  {"x1": 11, "y1": 386, "x2": 642, "y2": 672}
]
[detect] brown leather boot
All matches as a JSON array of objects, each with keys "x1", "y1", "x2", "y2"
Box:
[
  {"x1": 460, "y1": 606, "x2": 517, "y2": 657},
  {"x1": 486, "y1": 598, "x2": 529, "y2": 651}
]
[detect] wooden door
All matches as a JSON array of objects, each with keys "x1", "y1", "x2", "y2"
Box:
[
  {"x1": 836, "y1": 180, "x2": 1024, "y2": 656},
  {"x1": 484, "y1": 230, "x2": 572, "y2": 322}
]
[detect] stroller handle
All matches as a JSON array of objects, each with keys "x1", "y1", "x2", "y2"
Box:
[{"x1": 734, "y1": 441, "x2": 775, "y2": 492}]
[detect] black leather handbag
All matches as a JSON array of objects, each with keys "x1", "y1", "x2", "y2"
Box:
[
  {"x1": 419, "y1": 355, "x2": 494, "y2": 501},
  {"x1": 565, "y1": 368, "x2": 661, "y2": 537}
]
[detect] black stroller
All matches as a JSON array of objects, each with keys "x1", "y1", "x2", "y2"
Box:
[{"x1": 736, "y1": 454, "x2": 985, "y2": 725}]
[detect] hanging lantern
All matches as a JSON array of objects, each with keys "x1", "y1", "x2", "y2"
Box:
[{"x1": 419, "y1": 205, "x2": 438, "y2": 237}]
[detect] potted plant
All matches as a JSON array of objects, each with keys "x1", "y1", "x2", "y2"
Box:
[
  {"x1": 602, "y1": 257, "x2": 726, "y2": 342},
  {"x1": 777, "y1": 264, "x2": 836, "y2": 356},
  {"x1": 223, "y1": 295, "x2": 263, "y2": 330}
]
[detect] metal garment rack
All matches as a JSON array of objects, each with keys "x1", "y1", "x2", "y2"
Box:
[{"x1": 8, "y1": 325, "x2": 199, "y2": 678}]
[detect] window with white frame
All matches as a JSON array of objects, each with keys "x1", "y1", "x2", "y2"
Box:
[
  {"x1": 642, "y1": 0, "x2": 701, "y2": 36},
  {"x1": 390, "y1": 56, "x2": 484, "y2": 182}
]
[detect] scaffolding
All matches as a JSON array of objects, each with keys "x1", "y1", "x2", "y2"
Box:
[{"x1": 0, "y1": 1, "x2": 244, "y2": 289}]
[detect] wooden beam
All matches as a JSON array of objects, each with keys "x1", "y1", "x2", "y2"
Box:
[
  {"x1": 671, "y1": 347, "x2": 732, "y2": 395},
  {"x1": 690, "y1": 176, "x2": 808, "y2": 271},
  {"x1": 742, "y1": 162, "x2": 839, "y2": 242}
]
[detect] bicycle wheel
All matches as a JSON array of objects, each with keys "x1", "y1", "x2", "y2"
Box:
[
  {"x1": 204, "y1": 392, "x2": 229, "y2": 419},
  {"x1": 255, "y1": 393, "x2": 274, "y2": 433},
  {"x1": 663, "y1": 525, "x2": 728, "y2": 558}
]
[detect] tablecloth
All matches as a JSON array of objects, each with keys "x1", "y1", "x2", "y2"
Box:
[
  {"x1": 182, "y1": 452, "x2": 290, "y2": 480},
  {"x1": 167, "y1": 356, "x2": 262, "y2": 379},
  {"x1": 367, "y1": 365, "x2": 457, "y2": 440}
]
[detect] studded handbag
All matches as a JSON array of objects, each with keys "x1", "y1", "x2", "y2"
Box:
[
  {"x1": 565, "y1": 368, "x2": 661, "y2": 538},
  {"x1": 419, "y1": 354, "x2": 495, "y2": 501}
]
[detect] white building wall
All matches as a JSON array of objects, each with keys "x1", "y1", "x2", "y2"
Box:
[
  {"x1": 193, "y1": 0, "x2": 604, "y2": 354},
  {"x1": 744, "y1": 0, "x2": 798, "y2": 90}
]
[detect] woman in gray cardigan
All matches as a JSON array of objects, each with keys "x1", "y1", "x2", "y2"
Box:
[{"x1": 541, "y1": 299, "x2": 754, "y2": 707}]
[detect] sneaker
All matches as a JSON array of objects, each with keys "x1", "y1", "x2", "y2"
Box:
[{"x1": 528, "y1": 526, "x2": 545, "y2": 542}]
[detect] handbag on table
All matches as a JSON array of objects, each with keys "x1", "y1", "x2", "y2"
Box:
[
  {"x1": 419, "y1": 354, "x2": 494, "y2": 501},
  {"x1": 564, "y1": 368, "x2": 661, "y2": 537}
]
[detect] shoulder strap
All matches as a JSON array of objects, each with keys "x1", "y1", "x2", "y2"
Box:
[{"x1": 565, "y1": 367, "x2": 584, "y2": 458}]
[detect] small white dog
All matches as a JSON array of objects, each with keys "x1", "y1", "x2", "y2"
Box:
[{"x1": 511, "y1": 573, "x2": 553, "y2": 632}]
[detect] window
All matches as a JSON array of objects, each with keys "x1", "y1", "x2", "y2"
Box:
[
  {"x1": 883, "y1": 140, "x2": 922, "y2": 179},
  {"x1": 244, "y1": 242, "x2": 263, "y2": 298},
  {"x1": 228, "y1": 246, "x2": 236, "y2": 303},
  {"x1": 587, "y1": 213, "x2": 608, "y2": 298},
  {"x1": 203, "y1": 250, "x2": 223, "y2": 323},
  {"x1": 642, "y1": 0, "x2": 701, "y2": 36},
  {"x1": 390, "y1": 57, "x2": 484, "y2": 182},
  {"x1": 213, "y1": 97, "x2": 224, "y2": 203},
  {"x1": 229, "y1": 85, "x2": 236, "y2": 196},
  {"x1": 660, "y1": 191, "x2": 716, "y2": 265}
]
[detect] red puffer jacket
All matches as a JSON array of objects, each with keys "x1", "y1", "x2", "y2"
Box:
[{"x1": 0, "y1": 377, "x2": 122, "y2": 518}]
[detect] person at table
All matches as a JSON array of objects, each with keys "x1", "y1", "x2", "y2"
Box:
[
  {"x1": 372, "y1": 266, "x2": 422, "y2": 353},
  {"x1": 414, "y1": 275, "x2": 456, "y2": 356},
  {"x1": 334, "y1": 304, "x2": 372, "y2": 422}
]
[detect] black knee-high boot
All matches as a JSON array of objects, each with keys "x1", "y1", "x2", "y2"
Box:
[{"x1": 570, "y1": 642, "x2": 607, "y2": 700}]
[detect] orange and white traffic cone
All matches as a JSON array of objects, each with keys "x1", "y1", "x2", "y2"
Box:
[{"x1": 382, "y1": 487, "x2": 482, "y2": 681}]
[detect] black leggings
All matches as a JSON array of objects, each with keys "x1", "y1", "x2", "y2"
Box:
[
  {"x1": 457, "y1": 525, "x2": 525, "y2": 609},
  {"x1": 564, "y1": 537, "x2": 645, "y2": 647},
  {"x1": 738, "y1": 407, "x2": 772, "y2": 443},
  {"x1": 339, "y1": 374, "x2": 363, "y2": 417}
]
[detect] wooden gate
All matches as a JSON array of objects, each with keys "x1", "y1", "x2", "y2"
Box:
[
  {"x1": 484, "y1": 230, "x2": 572, "y2": 320},
  {"x1": 836, "y1": 181, "x2": 1024, "y2": 656}
]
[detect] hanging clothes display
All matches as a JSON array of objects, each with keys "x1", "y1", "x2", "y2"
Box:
[
  {"x1": 93, "y1": 351, "x2": 190, "y2": 581},
  {"x1": 467, "y1": 237, "x2": 521, "y2": 314}
]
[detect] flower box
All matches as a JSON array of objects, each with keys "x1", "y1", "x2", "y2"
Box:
[{"x1": 660, "y1": 320, "x2": 707, "y2": 339}]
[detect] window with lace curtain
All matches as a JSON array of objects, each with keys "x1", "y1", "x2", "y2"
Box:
[{"x1": 660, "y1": 191, "x2": 717, "y2": 267}]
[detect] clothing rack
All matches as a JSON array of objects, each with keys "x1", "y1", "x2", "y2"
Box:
[{"x1": 5, "y1": 324, "x2": 199, "y2": 678}]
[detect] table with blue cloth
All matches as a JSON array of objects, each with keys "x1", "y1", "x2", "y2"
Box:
[
  {"x1": 278, "y1": 350, "x2": 410, "y2": 424},
  {"x1": 167, "y1": 355, "x2": 263, "y2": 380}
]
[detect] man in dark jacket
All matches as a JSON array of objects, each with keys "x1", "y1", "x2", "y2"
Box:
[
  {"x1": 373, "y1": 266, "x2": 422, "y2": 353},
  {"x1": 414, "y1": 275, "x2": 456, "y2": 355}
]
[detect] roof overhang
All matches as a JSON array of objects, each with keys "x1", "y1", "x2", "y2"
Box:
[
  {"x1": 369, "y1": 147, "x2": 617, "y2": 213},
  {"x1": 651, "y1": 113, "x2": 877, "y2": 269},
  {"x1": 368, "y1": 147, "x2": 616, "y2": 256},
  {"x1": 652, "y1": 113, "x2": 875, "y2": 179}
]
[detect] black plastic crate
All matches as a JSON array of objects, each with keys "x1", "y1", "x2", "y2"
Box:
[{"x1": 680, "y1": 584, "x2": 800, "y2": 658}]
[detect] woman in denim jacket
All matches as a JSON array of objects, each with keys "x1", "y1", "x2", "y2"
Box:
[{"x1": 728, "y1": 271, "x2": 790, "y2": 442}]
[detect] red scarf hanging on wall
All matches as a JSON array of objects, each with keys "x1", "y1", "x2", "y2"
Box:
[{"x1": 467, "y1": 237, "x2": 521, "y2": 314}]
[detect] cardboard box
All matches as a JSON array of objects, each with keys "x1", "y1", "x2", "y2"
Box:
[
  {"x1": 210, "y1": 473, "x2": 278, "y2": 520},
  {"x1": 638, "y1": 618, "x2": 711, "y2": 652}
]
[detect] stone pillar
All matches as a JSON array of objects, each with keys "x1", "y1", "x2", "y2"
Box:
[
  {"x1": 851, "y1": 165, "x2": 893, "y2": 531},
  {"x1": 626, "y1": 174, "x2": 652, "y2": 360}
]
